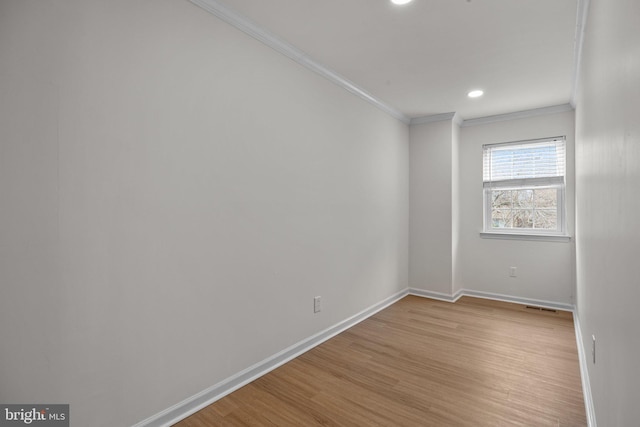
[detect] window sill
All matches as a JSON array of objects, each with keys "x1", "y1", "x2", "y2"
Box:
[{"x1": 480, "y1": 232, "x2": 571, "y2": 242}]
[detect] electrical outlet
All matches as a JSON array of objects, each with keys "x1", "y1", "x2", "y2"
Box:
[
  {"x1": 592, "y1": 335, "x2": 596, "y2": 364},
  {"x1": 314, "y1": 296, "x2": 321, "y2": 313},
  {"x1": 509, "y1": 267, "x2": 517, "y2": 277}
]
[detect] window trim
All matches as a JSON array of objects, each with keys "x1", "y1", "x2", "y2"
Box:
[
  {"x1": 482, "y1": 136, "x2": 569, "y2": 239},
  {"x1": 479, "y1": 231, "x2": 571, "y2": 242}
]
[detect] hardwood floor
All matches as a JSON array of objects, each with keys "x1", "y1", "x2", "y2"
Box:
[{"x1": 175, "y1": 296, "x2": 587, "y2": 426}]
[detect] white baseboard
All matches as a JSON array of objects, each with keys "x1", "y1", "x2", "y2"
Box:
[
  {"x1": 132, "y1": 288, "x2": 409, "y2": 427},
  {"x1": 134, "y1": 287, "x2": 592, "y2": 426},
  {"x1": 409, "y1": 287, "x2": 575, "y2": 312},
  {"x1": 573, "y1": 312, "x2": 597, "y2": 427},
  {"x1": 407, "y1": 288, "x2": 459, "y2": 302},
  {"x1": 409, "y1": 287, "x2": 595, "y2": 425},
  {"x1": 457, "y1": 289, "x2": 575, "y2": 312}
]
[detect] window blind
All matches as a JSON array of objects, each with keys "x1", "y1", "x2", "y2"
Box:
[{"x1": 483, "y1": 137, "x2": 566, "y2": 189}]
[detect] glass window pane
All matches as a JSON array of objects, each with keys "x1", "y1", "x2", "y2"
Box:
[
  {"x1": 512, "y1": 209, "x2": 533, "y2": 228},
  {"x1": 491, "y1": 190, "x2": 512, "y2": 209},
  {"x1": 514, "y1": 189, "x2": 534, "y2": 208},
  {"x1": 534, "y1": 209, "x2": 557, "y2": 230},
  {"x1": 534, "y1": 188, "x2": 558, "y2": 209},
  {"x1": 484, "y1": 139, "x2": 565, "y2": 234},
  {"x1": 491, "y1": 209, "x2": 512, "y2": 228}
]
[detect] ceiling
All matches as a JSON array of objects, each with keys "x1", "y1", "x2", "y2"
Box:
[{"x1": 196, "y1": 0, "x2": 582, "y2": 121}]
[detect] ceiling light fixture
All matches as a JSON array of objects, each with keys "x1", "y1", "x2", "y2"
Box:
[
  {"x1": 391, "y1": 0, "x2": 413, "y2": 5},
  {"x1": 468, "y1": 90, "x2": 484, "y2": 98}
]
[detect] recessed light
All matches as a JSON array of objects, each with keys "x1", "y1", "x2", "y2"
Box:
[
  {"x1": 468, "y1": 90, "x2": 484, "y2": 98},
  {"x1": 391, "y1": 0, "x2": 413, "y2": 5}
]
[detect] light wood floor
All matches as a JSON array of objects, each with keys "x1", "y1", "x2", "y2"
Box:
[{"x1": 175, "y1": 296, "x2": 586, "y2": 426}]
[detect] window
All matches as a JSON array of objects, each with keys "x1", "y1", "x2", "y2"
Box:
[{"x1": 483, "y1": 137, "x2": 566, "y2": 236}]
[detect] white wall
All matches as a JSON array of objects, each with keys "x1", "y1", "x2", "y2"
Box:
[
  {"x1": 0, "y1": 1, "x2": 409, "y2": 426},
  {"x1": 457, "y1": 112, "x2": 575, "y2": 304},
  {"x1": 409, "y1": 120, "x2": 453, "y2": 294},
  {"x1": 575, "y1": 0, "x2": 640, "y2": 424},
  {"x1": 409, "y1": 111, "x2": 575, "y2": 304}
]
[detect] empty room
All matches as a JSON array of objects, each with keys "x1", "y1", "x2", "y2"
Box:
[{"x1": 1, "y1": 0, "x2": 638, "y2": 426}]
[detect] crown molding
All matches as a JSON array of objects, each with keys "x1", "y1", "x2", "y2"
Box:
[
  {"x1": 190, "y1": 0, "x2": 584, "y2": 128},
  {"x1": 409, "y1": 104, "x2": 574, "y2": 128},
  {"x1": 189, "y1": 0, "x2": 411, "y2": 124},
  {"x1": 461, "y1": 103, "x2": 574, "y2": 127},
  {"x1": 409, "y1": 112, "x2": 458, "y2": 126},
  {"x1": 452, "y1": 112, "x2": 464, "y2": 127},
  {"x1": 570, "y1": 0, "x2": 591, "y2": 107}
]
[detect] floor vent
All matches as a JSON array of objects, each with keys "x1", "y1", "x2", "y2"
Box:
[{"x1": 526, "y1": 305, "x2": 557, "y2": 313}]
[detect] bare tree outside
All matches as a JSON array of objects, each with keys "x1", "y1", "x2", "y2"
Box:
[{"x1": 491, "y1": 187, "x2": 558, "y2": 229}]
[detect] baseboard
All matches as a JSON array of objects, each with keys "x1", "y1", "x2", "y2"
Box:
[
  {"x1": 409, "y1": 287, "x2": 595, "y2": 424},
  {"x1": 132, "y1": 288, "x2": 409, "y2": 427},
  {"x1": 135, "y1": 287, "x2": 591, "y2": 426},
  {"x1": 407, "y1": 288, "x2": 459, "y2": 302},
  {"x1": 409, "y1": 288, "x2": 575, "y2": 312},
  {"x1": 457, "y1": 289, "x2": 575, "y2": 312},
  {"x1": 573, "y1": 312, "x2": 597, "y2": 427}
]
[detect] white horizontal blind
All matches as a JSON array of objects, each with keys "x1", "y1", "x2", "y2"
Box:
[{"x1": 483, "y1": 137, "x2": 566, "y2": 189}]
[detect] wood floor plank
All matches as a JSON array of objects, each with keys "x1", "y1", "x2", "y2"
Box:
[{"x1": 175, "y1": 296, "x2": 587, "y2": 426}]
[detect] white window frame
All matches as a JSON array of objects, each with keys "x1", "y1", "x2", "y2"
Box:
[{"x1": 481, "y1": 136, "x2": 569, "y2": 240}]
